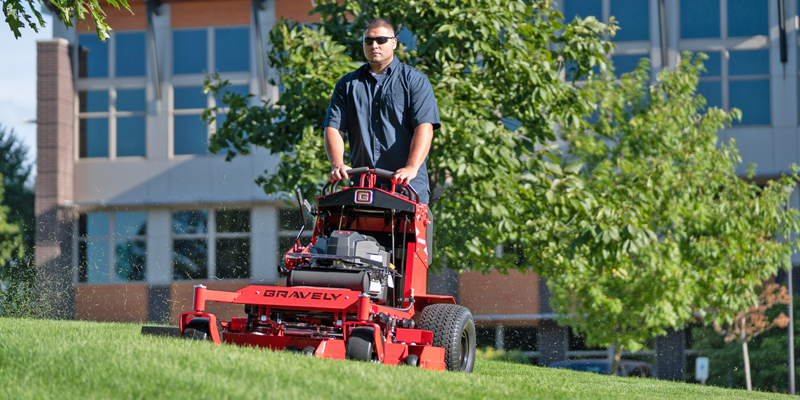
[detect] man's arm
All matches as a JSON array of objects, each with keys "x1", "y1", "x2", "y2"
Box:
[
  {"x1": 325, "y1": 127, "x2": 351, "y2": 181},
  {"x1": 393, "y1": 123, "x2": 434, "y2": 185}
]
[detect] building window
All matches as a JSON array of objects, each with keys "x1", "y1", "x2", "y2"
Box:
[
  {"x1": 78, "y1": 31, "x2": 146, "y2": 78},
  {"x1": 172, "y1": 209, "x2": 251, "y2": 280},
  {"x1": 563, "y1": 0, "x2": 602, "y2": 23},
  {"x1": 679, "y1": 1, "x2": 770, "y2": 126},
  {"x1": 729, "y1": 50, "x2": 770, "y2": 126},
  {"x1": 173, "y1": 29, "x2": 208, "y2": 75},
  {"x1": 79, "y1": 90, "x2": 110, "y2": 158},
  {"x1": 727, "y1": 0, "x2": 768, "y2": 38},
  {"x1": 78, "y1": 34, "x2": 109, "y2": 78},
  {"x1": 78, "y1": 88, "x2": 147, "y2": 158},
  {"x1": 561, "y1": 0, "x2": 651, "y2": 79},
  {"x1": 115, "y1": 32, "x2": 147, "y2": 77},
  {"x1": 680, "y1": 0, "x2": 720, "y2": 39},
  {"x1": 77, "y1": 31, "x2": 148, "y2": 159},
  {"x1": 78, "y1": 211, "x2": 147, "y2": 283},
  {"x1": 173, "y1": 26, "x2": 250, "y2": 75},
  {"x1": 609, "y1": 0, "x2": 649, "y2": 42},
  {"x1": 172, "y1": 85, "x2": 250, "y2": 156},
  {"x1": 696, "y1": 52, "x2": 722, "y2": 109},
  {"x1": 610, "y1": 54, "x2": 647, "y2": 76},
  {"x1": 215, "y1": 27, "x2": 250, "y2": 73},
  {"x1": 215, "y1": 209, "x2": 251, "y2": 279},
  {"x1": 173, "y1": 86, "x2": 208, "y2": 155}
]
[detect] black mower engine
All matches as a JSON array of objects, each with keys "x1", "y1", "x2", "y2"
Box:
[{"x1": 287, "y1": 231, "x2": 394, "y2": 304}]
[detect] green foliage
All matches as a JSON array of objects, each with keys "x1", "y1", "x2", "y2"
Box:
[
  {"x1": 207, "y1": 0, "x2": 616, "y2": 273},
  {"x1": 4, "y1": 0, "x2": 131, "y2": 41},
  {"x1": 549, "y1": 54, "x2": 800, "y2": 358},
  {"x1": 0, "y1": 318, "x2": 785, "y2": 399},
  {"x1": 0, "y1": 126, "x2": 33, "y2": 317},
  {"x1": 475, "y1": 346, "x2": 531, "y2": 365},
  {"x1": 691, "y1": 297, "x2": 799, "y2": 393}
]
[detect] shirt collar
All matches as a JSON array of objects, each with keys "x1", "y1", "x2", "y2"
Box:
[
  {"x1": 385, "y1": 55, "x2": 400, "y2": 75},
  {"x1": 361, "y1": 55, "x2": 401, "y2": 77}
]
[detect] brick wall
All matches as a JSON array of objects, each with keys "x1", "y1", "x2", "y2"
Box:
[
  {"x1": 75, "y1": 0, "x2": 148, "y2": 32},
  {"x1": 458, "y1": 270, "x2": 541, "y2": 326},
  {"x1": 35, "y1": 39, "x2": 76, "y2": 319},
  {"x1": 171, "y1": 0, "x2": 251, "y2": 27}
]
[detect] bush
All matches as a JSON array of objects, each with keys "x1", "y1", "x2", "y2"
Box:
[{"x1": 475, "y1": 346, "x2": 531, "y2": 365}]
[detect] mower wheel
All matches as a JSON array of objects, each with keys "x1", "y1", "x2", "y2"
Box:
[
  {"x1": 182, "y1": 317, "x2": 224, "y2": 343},
  {"x1": 301, "y1": 346, "x2": 316, "y2": 356},
  {"x1": 418, "y1": 304, "x2": 476, "y2": 373},
  {"x1": 285, "y1": 345, "x2": 300, "y2": 353},
  {"x1": 346, "y1": 327, "x2": 374, "y2": 362},
  {"x1": 404, "y1": 354, "x2": 420, "y2": 367}
]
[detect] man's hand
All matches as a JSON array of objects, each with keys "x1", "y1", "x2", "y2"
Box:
[
  {"x1": 393, "y1": 166, "x2": 419, "y2": 186},
  {"x1": 330, "y1": 164, "x2": 351, "y2": 182}
]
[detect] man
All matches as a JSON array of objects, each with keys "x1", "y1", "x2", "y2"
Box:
[{"x1": 323, "y1": 18, "x2": 440, "y2": 205}]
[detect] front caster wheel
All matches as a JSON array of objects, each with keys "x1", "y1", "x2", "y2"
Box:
[{"x1": 346, "y1": 327, "x2": 374, "y2": 361}]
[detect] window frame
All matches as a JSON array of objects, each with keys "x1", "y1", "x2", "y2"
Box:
[
  {"x1": 77, "y1": 86, "x2": 148, "y2": 159},
  {"x1": 171, "y1": 208, "x2": 252, "y2": 280},
  {"x1": 169, "y1": 24, "x2": 253, "y2": 158},
  {"x1": 76, "y1": 30, "x2": 149, "y2": 160},
  {"x1": 76, "y1": 211, "x2": 148, "y2": 284},
  {"x1": 677, "y1": 0, "x2": 772, "y2": 127}
]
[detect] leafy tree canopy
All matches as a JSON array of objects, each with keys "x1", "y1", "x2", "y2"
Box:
[
  {"x1": 4, "y1": 0, "x2": 130, "y2": 40},
  {"x1": 549, "y1": 54, "x2": 800, "y2": 372},
  {"x1": 0, "y1": 126, "x2": 33, "y2": 317},
  {"x1": 206, "y1": 0, "x2": 615, "y2": 274}
]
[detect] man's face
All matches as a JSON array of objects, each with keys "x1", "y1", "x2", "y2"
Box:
[{"x1": 363, "y1": 27, "x2": 396, "y2": 65}]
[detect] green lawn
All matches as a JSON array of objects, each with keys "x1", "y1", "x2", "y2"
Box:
[{"x1": 0, "y1": 318, "x2": 785, "y2": 399}]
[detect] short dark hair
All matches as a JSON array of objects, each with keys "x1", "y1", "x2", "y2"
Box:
[{"x1": 364, "y1": 18, "x2": 395, "y2": 34}]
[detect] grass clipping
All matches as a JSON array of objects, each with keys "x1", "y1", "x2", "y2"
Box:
[{"x1": 0, "y1": 318, "x2": 783, "y2": 399}]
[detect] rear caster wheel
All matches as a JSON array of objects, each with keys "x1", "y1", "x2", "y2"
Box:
[
  {"x1": 182, "y1": 317, "x2": 224, "y2": 342},
  {"x1": 346, "y1": 327, "x2": 374, "y2": 361},
  {"x1": 285, "y1": 345, "x2": 300, "y2": 353},
  {"x1": 418, "y1": 304, "x2": 476, "y2": 372},
  {"x1": 301, "y1": 346, "x2": 316, "y2": 356},
  {"x1": 405, "y1": 354, "x2": 420, "y2": 367}
]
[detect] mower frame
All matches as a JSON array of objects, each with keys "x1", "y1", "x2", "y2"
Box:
[{"x1": 179, "y1": 168, "x2": 470, "y2": 371}]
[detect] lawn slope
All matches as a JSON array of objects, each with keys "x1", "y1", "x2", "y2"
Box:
[{"x1": 0, "y1": 318, "x2": 783, "y2": 399}]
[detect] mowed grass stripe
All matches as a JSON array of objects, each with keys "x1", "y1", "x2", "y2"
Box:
[{"x1": 0, "y1": 318, "x2": 782, "y2": 399}]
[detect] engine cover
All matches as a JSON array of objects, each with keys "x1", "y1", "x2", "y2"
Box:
[{"x1": 323, "y1": 231, "x2": 390, "y2": 269}]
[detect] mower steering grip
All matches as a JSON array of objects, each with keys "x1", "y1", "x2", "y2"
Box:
[{"x1": 345, "y1": 167, "x2": 371, "y2": 176}]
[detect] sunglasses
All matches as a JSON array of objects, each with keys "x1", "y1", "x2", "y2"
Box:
[{"x1": 364, "y1": 36, "x2": 396, "y2": 45}]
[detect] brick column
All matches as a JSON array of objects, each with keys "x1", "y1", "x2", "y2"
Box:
[{"x1": 35, "y1": 38, "x2": 76, "y2": 319}]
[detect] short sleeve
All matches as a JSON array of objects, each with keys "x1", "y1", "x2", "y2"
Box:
[
  {"x1": 323, "y1": 77, "x2": 348, "y2": 132},
  {"x1": 408, "y1": 72, "x2": 441, "y2": 131}
]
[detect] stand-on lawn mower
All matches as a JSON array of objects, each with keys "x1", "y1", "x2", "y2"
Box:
[{"x1": 178, "y1": 168, "x2": 476, "y2": 372}]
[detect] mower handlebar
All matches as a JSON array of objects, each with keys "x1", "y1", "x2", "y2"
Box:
[{"x1": 322, "y1": 168, "x2": 418, "y2": 203}]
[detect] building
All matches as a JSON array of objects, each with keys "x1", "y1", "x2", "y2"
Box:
[{"x1": 34, "y1": 0, "x2": 796, "y2": 381}]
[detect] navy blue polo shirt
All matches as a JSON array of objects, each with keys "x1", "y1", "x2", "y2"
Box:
[{"x1": 323, "y1": 56, "x2": 440, "y2": 204}]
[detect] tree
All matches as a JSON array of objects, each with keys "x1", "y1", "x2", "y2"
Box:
[
  {"x1": 0, "y1": 126, "x2": 34, "y2": 317},
  {"x1": 713, "y1": 283, "x2": 792, "y2": 391},
  {"x1": 549, "y1": 54, "x2": 800, "y2": 375},
  {"x1": 206, "y1": 0, "x2": 615, "y2": 274},
  {"x1": 691, "y1": 295, "x2": 800, "y2": 392},
  {"x1": 4, "y1": 0, "x2": 131, "y2": 40},
  {"x1": 0, "y1": 177, "x2": 26, "y2": 317}
]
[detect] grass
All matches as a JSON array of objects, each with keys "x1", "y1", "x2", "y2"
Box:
[{"x1": 0, "y1": 318, "x2": 786, "y2": 399}]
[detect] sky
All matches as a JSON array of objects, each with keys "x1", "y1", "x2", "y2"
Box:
[{"x1": 1, "y1": 7, "x2": 53, "y2": 179}]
